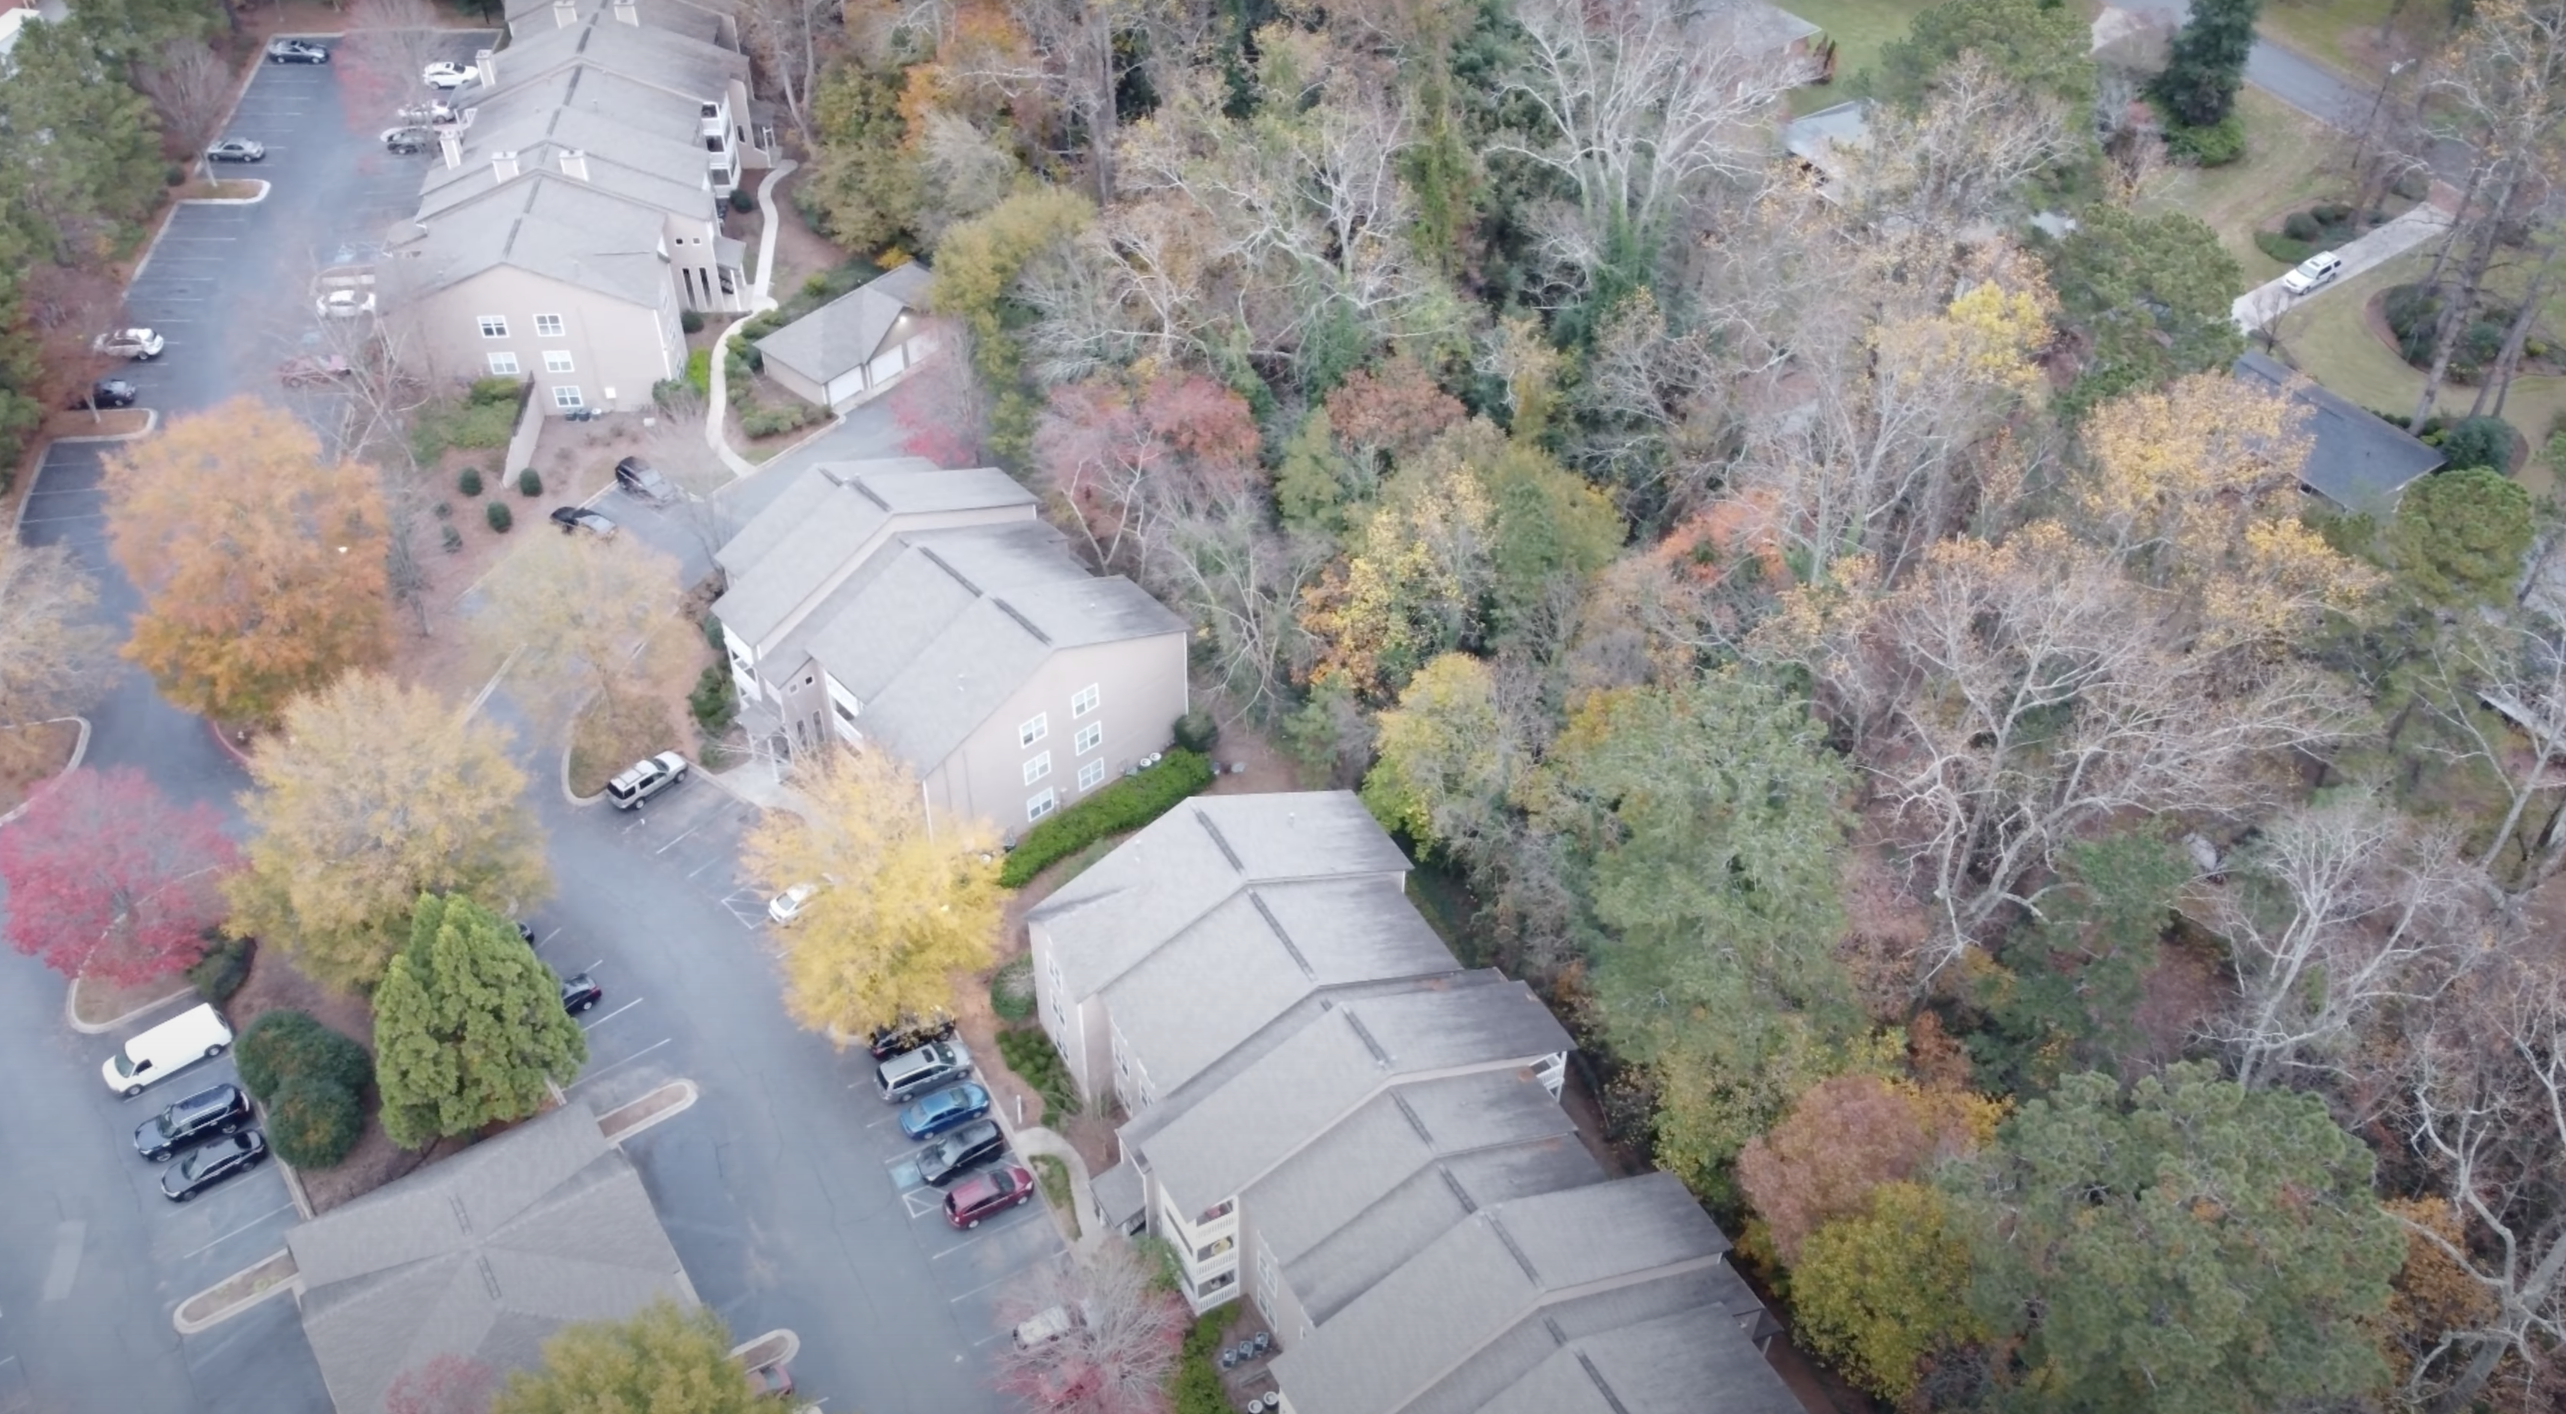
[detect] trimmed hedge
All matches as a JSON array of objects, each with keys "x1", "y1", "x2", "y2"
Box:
[
  {"x1": 990, "y1": 956, "x2": 1036, "y2": 1023},
  {"x1": 235, "y1": 1010, "x2": 371, "y2": 1103},
  {"x1": 2162, "y1": 111, "x2": 2246, "y2": 167},
  {"x1": 1168, "y1": 1304, "x2": 1245, "y2": 1414},
  {"x1": 998, "y1": 749, "x2": 1214, "y2": 888},
  {"x1": 486, "y1": 501, "x2": 513, "y2": 533},
  {"x1": 996, "y1": 1026, "x2": 1080, "y2": 1118},
  {"x1": 187, "y1": 935, "x2": 254, "y2": 1006},
  {"x1": 265, "y1": 1075, "x2": 364, "y2": 1169},
  {"x1": 516, "y1": 467, "x2": 542, "y2": 497}
]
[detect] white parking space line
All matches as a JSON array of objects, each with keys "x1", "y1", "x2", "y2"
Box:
[
  {"x1": 176, "y1": 1202, "x2": 294, "y2": 1262},
  {"x1": 928, "y1": 1208, "x2": 1037, "y2": 1261},
  {"x1": 945, "y1": 1268, "x2": 1024, "y2": 1304},
  {"x1": 653, "y1": 820, "x2": 712, "y2": 855},
  {"x1": 567, "y1": 1036, "x2": 671, "y2": 1090},
  {"x1": 581, "y1": 997, "x2": 643, "y2": 1031}
]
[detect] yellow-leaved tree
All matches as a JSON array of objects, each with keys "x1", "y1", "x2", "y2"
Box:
[
  {"x1": 226, "y1": 672, "x2": 548, "y2": 992},
  {"x1": 102, "y1": 398, "x2": 392, "y2": 725},
  {"x1": 743, "y1": 747, "x2": 1002, "y2": 1038}
]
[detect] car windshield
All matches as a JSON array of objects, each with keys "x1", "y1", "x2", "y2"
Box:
[{"x1": 113, "y1": 1050, "x2": 140, "y2": 1078}]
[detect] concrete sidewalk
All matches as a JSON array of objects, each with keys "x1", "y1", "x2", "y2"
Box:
[
  {"x1": 2232, "y1": 197, "x2": 2453, "y2": 332},
  {"x1": 706, "y1": 159, "x2": 798, "y2": 479}
]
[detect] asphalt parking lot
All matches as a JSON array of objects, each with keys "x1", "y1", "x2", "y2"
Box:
[{"x1": 529, "y1": 772, "x2": 1065, "y2": 1413}]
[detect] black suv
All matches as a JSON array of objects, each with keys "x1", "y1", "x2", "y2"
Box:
[
  {"x1": 915, "y1": 1119, "x2": 1007, "y2": 1188},
  {"x1": 70, "y1": 379, "x2": 137, "y2": 411},
  {"x1": 560, "y1": 972, "x2": 603, "y2": 1014},
  {"x1": 134, "y1": 1083, "x2": 253, "y2": 1161},
  {"x1": 161, "y1": 1130, "x2": 267, "y2": 1201},
  {"x1": 867, "y1": 1011, "x2": 958, "y2": 1062}
]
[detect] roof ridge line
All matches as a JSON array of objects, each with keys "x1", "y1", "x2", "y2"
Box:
[{"x1": 1246, "y1": 889, "x2": 1316, "y2": 980}]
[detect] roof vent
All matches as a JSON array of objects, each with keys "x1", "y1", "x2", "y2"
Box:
[
  {"x1": 551, "y1": 0, "x2": 575, "y2": 27},
  {"x1": 475, "y1": 48, "x2": 496, "y2": 86},
  {"x1": 490, "y1": 149, "x2": 519, "y2": 183},
  {"x1": 612, "y1": 0, "x2": 638, "y2": 21},
  {"x1": 439, "y1": 128, "x2": 462, "y2": 170},
  {"x1": 559, "y1": 148, "x2": 588, "y2": 181}
]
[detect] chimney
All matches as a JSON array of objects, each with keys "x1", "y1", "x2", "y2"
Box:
[
  {"x1": 475, "y1": 48, "x2": 496, "y2": 87},
  {"x1": 491, "y1": 149, "x2": 519, "y2": 183},
  {"x1": 612, "y1": 0, "x2": 636, "y2": 23},
  {"x1": 439, "y1": 129, "x2": 462, "y2": 169},
  {"x1": 558, "y1": 148, "x2": 588, "y2": 181},
  {"x1": 551, "y1": 0, "x2": 574, "y2": 26}
]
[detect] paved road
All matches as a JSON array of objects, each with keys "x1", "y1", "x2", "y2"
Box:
[
  {"x1": 2231, "y1": 197, "x2": 2454, "y2": 329},
  {"x1": 518, "y1": 763, "x2": 1062, "y2": 1414},
  {"x1": 0, "y1": 36, "x2": 484, "y2": 1414}
]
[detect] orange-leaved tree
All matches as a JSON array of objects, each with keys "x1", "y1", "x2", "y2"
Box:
[{"x1": 103, "y1": 397, "x2": 392, "y2": 725}]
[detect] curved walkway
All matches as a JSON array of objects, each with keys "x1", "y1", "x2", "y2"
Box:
[{"x1": 706, "y1": 159, "x2": 798, "y2": 480}]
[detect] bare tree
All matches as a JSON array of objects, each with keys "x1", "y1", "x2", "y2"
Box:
[
  {"x1": 467, "y1": 532, "x2": 685, "y2": 730},
  {"x1": 19, "y1": 263, "x2": 128, "y2": 421},
  {"x1": 2204, "y1": 788, "x2": 2482, "y2": 1089},
  {"x1": 2415, "y1": 619, "x2": 2566, "y2": 890},
  {"x1": 0, "y1": 543, "x2": 115, "y2": 774},
  {"x1": 1843, "y1": 53, "x2": 2081, "y2": 235},
  {"x1": 139, "y1": 41, "x2": 237, "y2": 177},
  {"x1": 739, "y1": 0, "x2": 839, "y2": 147},
  {"x1": 338, "y1": 0, "x2": 451, "y2": 127},
  {"x1": 992, "y1": 1243, "x2": 1188, "y2": 1414}
]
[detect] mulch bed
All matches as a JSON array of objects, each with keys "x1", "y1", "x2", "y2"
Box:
[{"x1": 71, "y1": 968, "x2": 196, "y2": 1028}]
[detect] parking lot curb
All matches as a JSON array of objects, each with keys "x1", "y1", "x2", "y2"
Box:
[
  {"x1": 0, "y1": 714, "x2": 90, "y2": 830},
  {"x1": 62, "y1": 969, "x2": 191, "y2": 1036},
  {"x1": 178, "y1": 180, "x2": 271, "y2": 207},
  {"x1": 599, "y1": 1079, "x2": 697, "y2": 1142},
  {"x1": 262, "y1": 1105, "x2": 318, "y2": 1221},
  {"x1": 47, "y1": 410, "x2": 159, "y2": 447},
  {"x1": 173, "y1": 1249, "x2": 301, "y2": 1335}
]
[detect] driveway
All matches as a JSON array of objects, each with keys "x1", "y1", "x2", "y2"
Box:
[
  {"x1": 2231, "y1": 197, "x2": 2454, "y2": 331},
  {"x1": 0, "y1": 34, "x2": 487, "y2": 1414},
  {"x1": 521, "y1": 770, "x2": 1065, "y2": 1414}
]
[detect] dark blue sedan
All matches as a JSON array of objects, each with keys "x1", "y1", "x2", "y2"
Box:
[{"x1": 900, "y1": 1082, "x2": 992, "y2": 1140}]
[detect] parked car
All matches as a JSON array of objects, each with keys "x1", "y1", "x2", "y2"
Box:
[
  {"x1": 549, "y1": 505, "x2": 618, "y2": 538},
  {"x1": 876, "y1": 1038, "x2": 970, "y2": 1102},
  {"x1": 746, "y1": 1362, "x2": 793, "y2": 1400},
  {"x1": 914, "y1": 1119, "x2": 1007, "y2": 1188},
  {"x1": 266, "y1": 38, "x2": 328, "y2": 62},
  {"x1": 901, "y1": 1082, "x2": 993, "y2": 1140},
  {"x1": 69, "y1": 379, "x2": 137, "y2": 411},
  {"x1": 380, "y1": 126, "x2": 434, "y2": 154},
  {"x1": 101, "y1": 1003, "x2": 232, "y2": 1098},
  {"x1": 160, "y1": 1130, "x2": 267, "y2": 1201},
  {"x1": 559, "y1": 972, "x2": 604, "y2": 1015},
  {"x1": 613, "y1": 455, "x2": 677, "y2": 505},
  {"x1": 316, "y1": 289, "x2": 375, "y2": 319},
  {"x1": 206, "y1": 138, "x2": 266, "y2": 163},
  {"x1": 2281, "y1": 250, "x2": 2345, "y2": 296},
  {"x1": 943, "y1": 1163, "x2": 1035, "y2": 1228},
  {"x1": 133, "y1": 1083, "x2": 253, "y2": 1162},
  {"x1": 766, "y1": 882, "x2": 821, "y2": 924},
  {"x1": 94, "y1": 328, "x2": 164, "y2": 360},
  {"x1": 396, "y1": 100, "x2": 458, "y2": 125},
  {"x1": 1012, "y1": 1301, "x2": 1091, "y2": 1351},
  {"x1": 604, "y1": 751, "x2": 688, "y2": 809},
  {"x1": 422, "y1": 61, "x2": 478, "y2": 89},
  {"x1": 866, "y1": 1010, "x2": 957, "y2": 1062}
]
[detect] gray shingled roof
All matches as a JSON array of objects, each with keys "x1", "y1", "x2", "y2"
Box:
[
  {"x1": 1414, "y1": 1267, "x2": 1804, "y2": 1414},
  {"x1": 1102, "y1": 876, "x2": 1463, "y2": 1097},
  {"x1": 287, "y1": 1103, "x2": 696, "y2": 1414},
  {"x1": 710, "y1": 460, "x2": 1029, "y2": 645},
  {"x1": 1030, "y1": 792, "x2": 1416, "y2": 1003},
  {"x1": 506, "y1": 0, "x2": 736, "y2": 41},
  {"x1": 2234, "y1": 351, "x2": 2447, "y2": 511},
  {"x1": 398, "y1": 177, "x2": 670, "y2": 306},
  {"x1": 1132, "y1": 979, "x2": 1570, "y2": 1218},
  {"x1": 755, "y1": 263, "x2": 935, "y2": 384},
  {"x1": 483, "y1": 7, "x2": 745, "y2": 103},
  {"x1": 418, "y1": 68, "x2": 716, "y2": 225},
  {"x1": 1266, "y1": 1174, "x2": 1735, "y2": 1414}
]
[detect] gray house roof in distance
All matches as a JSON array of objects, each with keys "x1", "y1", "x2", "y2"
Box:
[
  {"x1": 1101, "y1": 875, "x2": 1463, "y2": 1095},
  {"x1": 482, "y1": 7, "x2": 746, "y2": 105},
  {"x1": 1029, "y1": 792, "x2": 1417, "y2": 1003},
  {"x1": 709, "y1": 459, "x2": 1027, "y2": 645},
  {"x1": 417, "y1": 68, "x2": 716, "y2": 225},
  {"x1": 2233, "y1": 351, "x2": 2447, "y2": 511},
  {"x1": 398, "y1": 177, "x2": 672, "y2": 307},
  {"x1": 505, "y1": 0, "x2": 737, "y2": 43},
  {"x1": 286, "y1": 1102, "x2": 695, "y2": 1414},
  {"x1": 756, "y1": 263, "x2": 935, "y2": 385},
  {"x1": 1131, "y1": 978, "x2": 1572, "y2": 1216},
  {"x1": 1413, "y1": 1266, "x2": 1804, "y2": 1414},
  {"x1": 1266, "y1": 1173, "x2": 1737, "y2": 1414}
]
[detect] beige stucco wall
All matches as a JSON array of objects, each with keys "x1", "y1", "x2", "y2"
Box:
[
  {"x1": 410, "y1": 265, "x2": 682, "y2": 417},
  {"x1": 919, "y1": 633, "x2": 1189, "y2": 841}
]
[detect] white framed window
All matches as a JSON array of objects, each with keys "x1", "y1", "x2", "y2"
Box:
[
  {"x1": 1078, "y1": 758, "x2": 1106, "y2": 791},
  {"x1": 485, "y1": 351, "x2": 519, "y2": 375},
  {"x1": 477, "y1": 315, "x2": 509, "y2": 338},
  {"x1": 552, "y1": 385, "x2": 585, "y2": 410},
  {"x1": 1026, "y1": 789, "x2": 1056, "y2": 822},
  {"x1": 533, "y1": 313, "x2": 565, "y2": 337},
  {"x1": 1071, "y1": 683, "x2": 1100, "y2": 717},
  {"x1": 1075, "y1": 721, "x2": 1103, "y2": 755},
  {"x1": 1018, "y1": 713, "x2": 1047, "y2": 747},
  {"x1": 1023, "y1": 752, "x2": 1051, "y2": 786},
  {"x1": 543, "y1": 350, "x2": 575, "y2": 373}
]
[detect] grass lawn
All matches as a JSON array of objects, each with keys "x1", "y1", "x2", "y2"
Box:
[
  {"x1": 1782, "y1": 0, "x2": 1932, "y2": 114},
  {"x1": 2270, "y1": 249, "x2": 2566, "y2": 501},
  {"x1": 2255, "y1": 0, "x2": 2456, "y2": 84},
  {"x1": 2142, "y1": 89, "x2": 2343, "y2": 284}
]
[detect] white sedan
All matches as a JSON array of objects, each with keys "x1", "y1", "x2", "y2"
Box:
[
  {"x1": 767, "y1": 883, "x2": 823, "y2": 925},
  {"x1": 316, "y1": 290, "x2": 376, "y2": 319},
  {"x1": 421, "y1": 61, "x2": 478, "y2": 90}
]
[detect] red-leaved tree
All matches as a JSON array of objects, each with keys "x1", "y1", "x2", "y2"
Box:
[
  {"x1": 0, "y1": 767, "x2": 239, "y2": 985},
  {"x1": 887, "y1": 320, "x2": 991, "y2": 467},
  {"x1": 1032, "y1": 370, "x2": 1260, "y2": 574},
  {"x1": 383, "y1": 1353, "x2": 496, "y2": 1414},
  {"x1": 993, "y1": 1242, "x2": 1188, "y2": 1414}
]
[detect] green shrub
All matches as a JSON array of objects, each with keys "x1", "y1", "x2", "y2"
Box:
[
  {"x1": 2163, "y1": 112, "x2": 2246, "y2": 167},
  {"x1": 684, "y1": 347, "x2": 712, "y2": 397},
  {"x1": 2312, "y1": 202, "x2": 2354, "y2": 226},
  {"x1": 468, "y1": 377, "x2": 524, "y2": 406},
  {"x1": 990, "y1": 956, "x2": 1036, "y2": 1023},
  {"x1": 235, "y1": 1010, "x2": 373, "y2": 1103},
  {"x1": 680, "y1": 308, "x2": 705, "y2": 335},
  {"x1": 2438, "y1": 416, "x2": 2515, "y2": 473},
  {"x1": 729, "y1": 186, "x2": 756, "y2": 213},
  {"x1": 999, "y1": 750, "x2": 1215, "y2": 887},
  {"x1": 2282, "y1": 211, "x2": 2320, "y2": 243},
  {"x1": 1029, "y1": 1153, "x2": 1077, "y2": 1235},
  {"x1": 486, "y1": 501, "x2": 513, "y2": 533},
  {"x1": 996, "y1": 1027, "x2": 1080, "y2": 1118},
  {"x1": 702, "y1": 614, "x2": 726, "y2": 649},
  {"x1": 457, "y1": 467, "x2": 483, "y2": 497},
  {"x1": 1171, "y1": 709, "x2": 1219, "y2": 755},
  {"x1": 689, "y1": 664, "x2": 737, "y2": 732},
  {"x1": 739, "y1": 403, "x2": 821, "y2": 438},
  {"x1": 2253, "y1": 230, "x2": 2312, "y2": 266},
  {"x1": 516, "y1": 467, "x2": 542, "y2": 497},
  {"x1": 442, "y1": 525, "x2": 463, "y2": 553},
  {"x1": 413, "y1": 397, "x2": 518, "y2": 462},
  {"x1": 187, "y1": 935, "x2": 254, "y2": 1006},
  {"x1": 1168, "y1": 1305, "x2": 1245, "y2": 1414},
  {"x1": 2384, "y1": 285, "x2": 2439, "y2": 343},
  {"x1": 432, "y1": 501, "x2": 452, "y2": 519},
  {"x1": 2392, "y1": 169, "x2": 2431, "y2": 201},
  {"x1": 264, "y1": 1076, "x2": 364, "y2": 1169}
]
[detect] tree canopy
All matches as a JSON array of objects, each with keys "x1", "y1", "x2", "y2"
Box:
[
  {"x1": 0, "y1": 766, "x2": 236, "y2": 984},
  {"x1": 490, "y1": 1299, "x2": 760, "y2": 1414},
  {"x1": 375, "y1": 894, "x2": 589, "y2": 1149}
]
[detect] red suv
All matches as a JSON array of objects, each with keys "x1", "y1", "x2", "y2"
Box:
[{"x1": 944, "y1": 1164, "x2": 1036, "y2": 1228}]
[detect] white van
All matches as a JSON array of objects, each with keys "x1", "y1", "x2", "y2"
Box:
[{"x1": 101, "y1": 1004, "x2": 234, "y2": 1098}]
